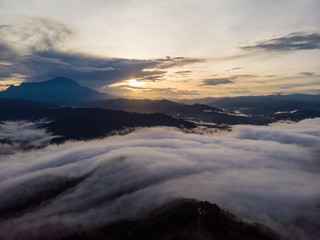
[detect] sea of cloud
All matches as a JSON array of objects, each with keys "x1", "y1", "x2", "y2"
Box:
[
  {"x1": 0, "y1": 121, "x2": 57, "y2": 155},
  {"x1": 0, "y1": 118, "x2": 319, "y2": 240}
]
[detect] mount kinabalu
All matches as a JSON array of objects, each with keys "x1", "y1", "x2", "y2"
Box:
[{"x1": 0, "y1": 77, "x2": 111, "y2": 105}]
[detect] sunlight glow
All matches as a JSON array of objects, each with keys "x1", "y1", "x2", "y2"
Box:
[
  {"x1": 128, "y1": 79, "x2": 144, "y2": 87},
  {"x1": 108, "y1": 79, "x2": 147, "y2": 88}
]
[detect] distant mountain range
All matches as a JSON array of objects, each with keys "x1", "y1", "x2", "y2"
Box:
[
  {"x1": 182, "y1": 94, "x2": 320, "y2": 115},
  {"x1": 1, "y1": 77, "x2": 319, "y2": 129},
  {"x1": 0, "y1": 77, "x2": 111, "y2": 105},
  {"x1": 78, "y1": 99, "x2": 260, "y2": 125},
  {"x1": 79, "y1": 98, "x2": 223, "y2": 115},
  {"x1": 0, "y1": 98, "x2": 195, "y2": 142}
]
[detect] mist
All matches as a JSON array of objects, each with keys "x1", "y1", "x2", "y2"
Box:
[
  {"x1": 0, "y1": 119, "x2": 319, "y2": 240},
  {"x1": 0, "y1": 121, "x2": 57, "y2": 155}
]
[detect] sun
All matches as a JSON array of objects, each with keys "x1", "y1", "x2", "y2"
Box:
[
  {"x1": 107, "y1": 79, "x2": 147, "y2": 90},
  {"x1": 127, "y1": 79, "x2": 145, "y2": 87}
]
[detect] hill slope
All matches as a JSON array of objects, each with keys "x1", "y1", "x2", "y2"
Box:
[
  {"x1": 62, "y1": 199, "x2": 285, "y2": 240},
  {"x1": 79, "y1": 98, "x2": 266, "y2": 125},
  {"x1": 0, "y1": 98, "x2": 195, "y2": 142}
]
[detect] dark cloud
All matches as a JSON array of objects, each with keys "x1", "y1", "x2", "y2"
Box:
[
  {"x1": 0, "y1": 42, "x2": 18, "y2": 62},
  {"x1": 299, "y1": 72, "x2": 314, "y2": 76},
  {"x1": 242, "y1": 33, "x2": 320, "y2": 52},
  {"x1": 0, "y1": 119, "x2": 319, "y2": 240},
  {"x1": 0, "y1": 25, "x2": 9, "y2": 29},
  {"x1": 0, "y1": 46, "x2": 200, "y2": 89},
  {"x1": 19, "y1": 51, "x2": 160, "y2": 89},
  {"x1": 201, "y1": 74, "x2": 258, "y2": 86},
  {"x1": 201, "y1": 78, "x2": 234, "y2": 86},
  {"x1": 264, "y1": 75, "x2": 277, "y2": 78},
  {"x1": 231, "y1": 74, "x2": 257, "y2": 78},
  {"x1": 175, "y1": 70, "x2": 192, "y2": 75},
  {"x1": 133, "y1": 70, "x2": 167, "y2": 82},
  {"x1": 0, "y1": 43, "x2": 25, "y2": 79},
  {"x1": 0, "y1": 18, "x2": 201, "y2": 90},
  {"x1": 225, "y1": 67, "x2": 242, "y2": 72}
]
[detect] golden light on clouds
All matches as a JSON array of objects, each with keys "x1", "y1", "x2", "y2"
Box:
[
  {"x1": 127, "y1": 79, "x2": 145, "y2": 88},
  {"x1": 109, "y1": 79, "x2": 148, "y2": 88},
  {"x1": 0, "y1": 74, "x2": 25, "y2": 91}
]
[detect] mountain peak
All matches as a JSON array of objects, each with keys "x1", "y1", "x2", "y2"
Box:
[
  {"x1": 0, "y1": 76, "x2": 111, "y2": 105},
  {"x1": 43, "y1": 77, "x2": 79, "y2": 86}
]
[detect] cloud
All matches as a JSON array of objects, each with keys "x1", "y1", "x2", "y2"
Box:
[
  {"x1": 132, "y1": 70, "x2": 167, "y2": 82},
  {"x1": 0, "y1": 42, "x2": 22, "y2": 78},
  {"x1": 231, "y1": 74, "x2": 258, "y2": 78},
  {"x1": 154, "y1": 56, "x2": 204, "y2": 69},
  {"x1": 0, "y1": 25, "x2": 9, "y2": 29},
  {"x1": 109, "y1": 85, "x2": 199, "y2": 98},
  {"x1": 0, "y1": 119, "x2": 319, "y2": 240},
  {"x1": 225, "y1": 67, "x2": 242, "y2": 72},
  {"x1": 1, "y1": 18, "x2": 74, "y2": 51},
  {"x1": 264, "y1": 75, "x2": 277, "y2": 78},
  {"x1": 200, "y1": 74, "x2": 258, "y2": 86},
  {"x1": 299, "y1": 72, "x2": 314, "y2": 76},
  {"x1": 175, "y1": 70, "x2": 192, "y2": 75},
  {"x1": 0, "y1": 121, "x2": 58, "y2": 155},
  {"x1": 201, "y1": 78, "x2": 234, "y2": 86},
  {"x1": 242, "y1": 32, "x2": 320, "y2": 52},
  {"x1": 0, "y1": 43, "x2": 196, "y2": 89},
  {"x1": 0, "y1": 18, "x2": 202, "y2": 90}
]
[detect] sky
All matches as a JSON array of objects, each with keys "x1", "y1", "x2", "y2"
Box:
[{"x1": 0, "y1": 0, "x2": 319, "y2": 98}]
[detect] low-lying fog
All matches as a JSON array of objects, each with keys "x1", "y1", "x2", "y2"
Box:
[{"x1": 0, "y1": 119, "x2": 319, "y2": 240}]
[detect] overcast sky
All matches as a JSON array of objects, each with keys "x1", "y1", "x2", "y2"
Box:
[{"x1": 0, "y1": 0, "x2": 319, "y2": 98}]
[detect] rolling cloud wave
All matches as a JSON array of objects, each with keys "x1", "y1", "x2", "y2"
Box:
[{"x1": 0, "y1": 119, "x2": 319, "y2": 240}]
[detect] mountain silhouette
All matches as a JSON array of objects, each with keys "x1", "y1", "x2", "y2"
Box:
[
  {"x1": 61, "y1": 199, "x2": 285, "y2": 240},
  {"x1": 0, "y1": 77, "x2": 111, "y2": 105},
  {"x1": 79, "y1": 98, "x2": 267, "y2": 125},
  {"x1": 0, "y1": 98, "x2": 195, "y2": 143}
]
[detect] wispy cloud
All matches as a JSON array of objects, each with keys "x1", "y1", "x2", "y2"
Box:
[
  {"x1": 242, "y1": 32, "x2": 320, "y2": 52},
  {"x1": 200, "y1": 75, "x2": 257, "y2": 86},
  {"x1": 1, "y1": 18, "x2": 74, "y2": 51},
  {"x1": 299, "y1": 72, "x2": 314, "y2": 76},
  {"x1": 201, "y1": 78, "x2": 234, "y2": 86},
  {"x1": 225, "y1": 67, "x2": 242, "y2": 72},
  {"x1": 109, "y1": 85, "x2": 199, "y2": 98}
]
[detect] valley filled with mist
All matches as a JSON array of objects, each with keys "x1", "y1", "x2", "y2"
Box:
[{"x1": 1, "y1": 115, "x2": 319, "y2": 240}]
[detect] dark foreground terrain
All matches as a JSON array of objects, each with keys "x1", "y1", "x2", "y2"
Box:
[
  {"x1": 0, "y1": 98, "x2": 195, "y2": 142},
  {"x1": 61, "y1": 199, "x2": 286, "y2": 240}
]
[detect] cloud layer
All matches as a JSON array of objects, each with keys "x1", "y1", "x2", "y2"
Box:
[
  {"x1": 0, "y1": 119, "x2": 319, "y2": 240},
  {"x1": 0, "y1": 18, "x2": 202, "y2": 91},
  {"x1": 0, "y1": 121, "x2": 57, "y2": 155},
  {"x1": 201, "y1": 78, "x2": 234, "y2": 86},
  {"x1": 242, "y1": 32, "x2": 320, "y2": 52}
]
